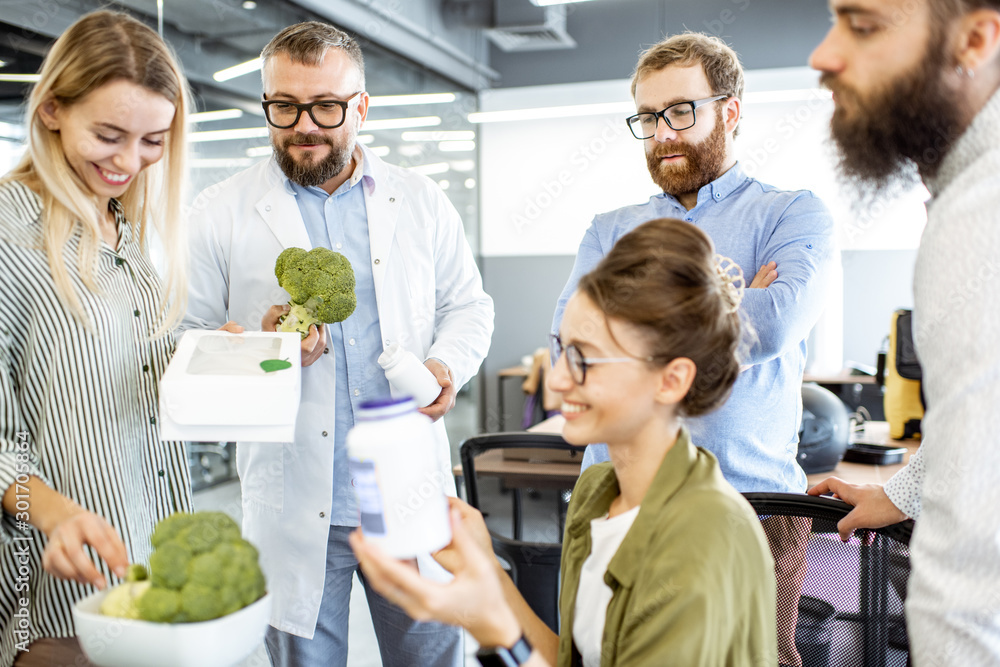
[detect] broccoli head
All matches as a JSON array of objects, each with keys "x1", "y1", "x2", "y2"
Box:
[
  {"x1": 100, "y1": 511, "x2": 267, "y2": 624},
  {"x1": 274, "y1": 246, "x2": 357, "y2": 338}
]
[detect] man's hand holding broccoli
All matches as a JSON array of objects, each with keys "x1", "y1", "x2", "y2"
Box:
[
  {"x1": 264, "y1": 247, "x2": 357, "y2": 367},
  {"x1": 263, "y1": 304, "x2": 327, "y2": 367}
]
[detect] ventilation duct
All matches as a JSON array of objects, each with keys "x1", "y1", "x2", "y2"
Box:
[
  {"x1": 443, "y1": 0, "x2": 577, "y2": 52},
  {"x1": 487, "y1": 4, "x2": 575, "y2": 52}
]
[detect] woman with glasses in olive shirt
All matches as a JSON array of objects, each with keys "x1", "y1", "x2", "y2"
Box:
[{"x1": 352, "y1": 217, "x2": 777, "y2": 667}]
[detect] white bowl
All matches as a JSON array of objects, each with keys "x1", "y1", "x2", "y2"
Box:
[{"x1": 73, "y1": 590, "x2": 271, "y2": 667}]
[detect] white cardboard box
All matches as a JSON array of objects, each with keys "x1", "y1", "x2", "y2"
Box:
[{"x1": 159, "y1": 330, "x2": 302, "y2": 442}]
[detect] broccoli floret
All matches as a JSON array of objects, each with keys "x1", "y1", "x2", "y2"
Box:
[
  {"x1": 187, "y1": 551, "x2": 224, "y2": 589},
  {"x1": 274, "y1": 247, "x2": 357, "y2": 338},
  {"x1": 100, "y1": 511, "x2": 267, "y2": 624},
  {"x1": 177, "y1": 511, "x2": 241, "y2": 554},
  {"x1": 136, "y1": 588, "x2": 181, "y2": 623},
  {"x1": 125, "y1": 563, "x2": 148, "y2": 582},
  {"x1": 149, "y1": 542, "x2": 192, "y2": 590},
  {"x1": 181, "y1": 583, "x2": 225, "y2": 622},
  {"x1": 150, "y1": 512, "x2": 194, "y2": 548}
]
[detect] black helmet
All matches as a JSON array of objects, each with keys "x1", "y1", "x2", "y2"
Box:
[{"x1": 797, "y1": 383, "x2": 851, "y2": 474}]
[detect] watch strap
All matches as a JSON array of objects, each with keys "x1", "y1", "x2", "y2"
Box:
[{"x1": 476, "y1": 634, "x2": 533, "y2": 666}]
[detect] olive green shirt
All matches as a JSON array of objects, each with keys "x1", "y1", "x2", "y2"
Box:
[{"x1": 557, "y1": 428, "x2": 777, "y2": 667}]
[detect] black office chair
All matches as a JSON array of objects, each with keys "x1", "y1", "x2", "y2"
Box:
[
  {"x1": 744, "y1": 493, "x2": 913, "y2": 667},
  {"x1": 460, "y1": 432, "x2": 588, "y2": 633}
]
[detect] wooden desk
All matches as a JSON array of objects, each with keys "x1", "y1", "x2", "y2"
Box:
[
  {"x1": 456, "y1": 415, "x2": 918, "y2": 491},
  {"x1": 806, "y1": 437, "x2": 918, "y2": 486},
  {"x1": 454, "y1": 417, "x2": 580, "y2": 491},
  {"x1": 803, "y1": 372, "x2": 875, "y2": 385},
  {"x1": 460, "y1": 448, "x2": 581, "y2": 490}
]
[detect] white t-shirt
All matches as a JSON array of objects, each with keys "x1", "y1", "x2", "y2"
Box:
[{"x1": 572, "y1": 505, "x2": 641, "y2": 667}]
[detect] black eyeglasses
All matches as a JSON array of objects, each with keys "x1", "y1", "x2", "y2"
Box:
[
  {"x1": 262, "y1": 91, "x2": 363, "y2": 129},
  {"x1": 625, "y1": 95, "x2": 728, "y2": 139},
  {"x1": 548, "y1": 333, "x2": 652, "y2": 385}
]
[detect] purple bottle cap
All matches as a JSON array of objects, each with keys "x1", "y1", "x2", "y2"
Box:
[{"x1": 357, "y1": 396, "x2": 417, "y2": 421}]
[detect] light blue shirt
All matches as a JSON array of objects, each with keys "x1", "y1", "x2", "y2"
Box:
[
  {"x1": 289, "y1": 155, "x2": 392, "y2": 526},
  {"x1": 553, "y1": 162, "x2": 836, "y2": 493}
]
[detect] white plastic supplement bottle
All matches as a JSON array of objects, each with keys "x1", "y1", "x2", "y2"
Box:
[
  {"x1": 377, "y1": 343, "x2": 441, "y2": 408},
  {"x1": 347, "y1": 397, "x2": 451, "y2": 558}
]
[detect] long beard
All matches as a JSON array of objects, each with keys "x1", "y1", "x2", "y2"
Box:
[
  {"x1": 824, "y1": 31, "x2": 966, "y2": 206},
  {"x1": 273, "y1": 132, "x2": 353, "y2": 188},
  {"x1": 644, "y1": 110, "x2": 728, "y2": 198}
]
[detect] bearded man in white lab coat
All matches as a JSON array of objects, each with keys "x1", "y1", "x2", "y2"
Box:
[{"x1": 182, "y1": 21, "x2": 494, "y2": 667}]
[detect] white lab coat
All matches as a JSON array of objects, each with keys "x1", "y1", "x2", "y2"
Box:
[{"x1": 182, "y1": 146, "x2": 494, "y2": 637}]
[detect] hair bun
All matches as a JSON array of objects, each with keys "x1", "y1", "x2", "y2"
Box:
[{"x1": 714, "y1": 254, "x2": 745, "y2": 314}]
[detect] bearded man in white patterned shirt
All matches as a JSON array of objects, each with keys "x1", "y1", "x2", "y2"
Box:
[{"x1": 807, "y1": 1, "x2": 1000, "y2": 663}]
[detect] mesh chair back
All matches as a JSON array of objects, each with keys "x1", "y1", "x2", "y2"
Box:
[
  {"x1": 744, "y1": 493, "x2": 913, "y2": 667},
  {"x1": 460, "y1": 432, "x2": 587, "y2": 632}
]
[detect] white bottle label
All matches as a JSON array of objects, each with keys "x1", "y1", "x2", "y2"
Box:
[{"x1": 349, "y1": 458, "x2": 387, "y2": 536}]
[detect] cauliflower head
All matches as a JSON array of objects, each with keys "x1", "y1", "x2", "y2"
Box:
[
  {"x1": 274, "y1": 247, "x2": 357, "y2": 337},
  {"x1": 100, "y1": 511, "x2": 267, "y2": 624}
]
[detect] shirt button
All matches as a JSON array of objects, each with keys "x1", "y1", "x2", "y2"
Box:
[
  {"x1": 324, "y1": 347, "x2": 329, "y2": 354},
  {"x1": 265, "y1": 205, "x2": 271, "y2": 212},
  {"x1": 349, "y1": 338, "x2": 355, "y2": 346},
  {"x1": 150, "y1": 416, "x2": 157, "y2": 425},
  {"x1": 374, "y1": 258, "x2": 380, "y2": 265},
  {"x1": 336, "y1": 243, "x2": 343, "y2": 249},
  {"x1": 389, "y1": 197, "x2": 395, "y2": 203},
  {"x1": 157, "y1": 470, "x2": 165, "y2": 477},
  {"x1": 115, "y1": 258, "x2": 124, "y2": 267},
  {"x1": 353, "y1": 389, "x2": 360, "y2": 397},
  {"x1": 714, "y1": 192, "x2": 721, "y2": 199},
  {"x1": 322, "y1": 430, "x2": 328, "y2": 437},
  {"x1": 143, "y1": 365, "x2": 149, "y2": 372},
  {"x1": 319, "y1": 511, "x2": 326, "y2": 518},
  {"x1": 134, "y1": 309, "x2": 141, "y2": 317}
]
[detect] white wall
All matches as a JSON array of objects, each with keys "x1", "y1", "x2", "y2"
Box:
[
  {"x1": 477, "y1": 67, "x2": 928, "y2": 372},
  {"x1": 479, "y1": 79, "x2": 655, "y2": 258},
  {"x1": 0, "y1": 121, "x2": 26, "y2": 175}
]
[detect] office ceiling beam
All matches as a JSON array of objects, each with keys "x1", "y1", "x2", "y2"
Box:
[{"x1": 291, "y1": 0, "x2": 499, "y2": 90}]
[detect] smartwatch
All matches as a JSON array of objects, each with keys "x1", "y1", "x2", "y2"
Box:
[{"x1": 476, "y1": 635, "x2": 533, "y2": 666}]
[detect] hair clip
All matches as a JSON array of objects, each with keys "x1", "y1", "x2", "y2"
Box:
[{"x1": 714, "y1": 254, "x2": 745, "y2": 314}]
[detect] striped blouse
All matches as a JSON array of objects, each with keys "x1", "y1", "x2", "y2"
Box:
[{"x1": 0, "y1": 180, "x2": 192, "y2": 667}]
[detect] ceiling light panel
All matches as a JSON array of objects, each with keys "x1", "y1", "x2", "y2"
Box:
[
  {"x1": 364, "y1": 116, "x2": 441, "y2": 131},
  {"x1": 401, "y1": 130, "x2": 475, "y2": 141},
  {"x1": 189, "y1": 109, "x2": 245, "y2": 123},
  {"x1": 368, "y1": 93, "x2": 456, "y2": 107},
  {"x1": 213, "y1": 58, "x2": 262, "y2": 82}
]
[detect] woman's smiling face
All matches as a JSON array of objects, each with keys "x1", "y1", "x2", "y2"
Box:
[
  {"x1": 547, "y1": 291, "x2": 666, "y2": 449},
  {"x1": 41, "y1": 78, "x2": 175, "y2": 204}
]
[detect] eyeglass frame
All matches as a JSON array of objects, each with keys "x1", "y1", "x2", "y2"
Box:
[
  {"x1": 261, "y1": 91, "x2": 364, "y2": 129},
  {"x1": 548, "y1": 333, "x2": 653, "y2": 385},
  {"x1": 625, "y1": 95, "x2": 729, "y2": 139}
]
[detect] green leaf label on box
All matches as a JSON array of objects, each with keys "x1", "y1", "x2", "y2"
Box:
[{"x1": 260, "y1": 359, "x2": 293, "y2": 373}]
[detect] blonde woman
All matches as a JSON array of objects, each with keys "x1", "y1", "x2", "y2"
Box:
[
  {"x1": 0, "y1": 11, "x2": 221, "y2": 666},
  {"x1": 352, "y1": 218, "x2": 777, "y2": 666}
]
